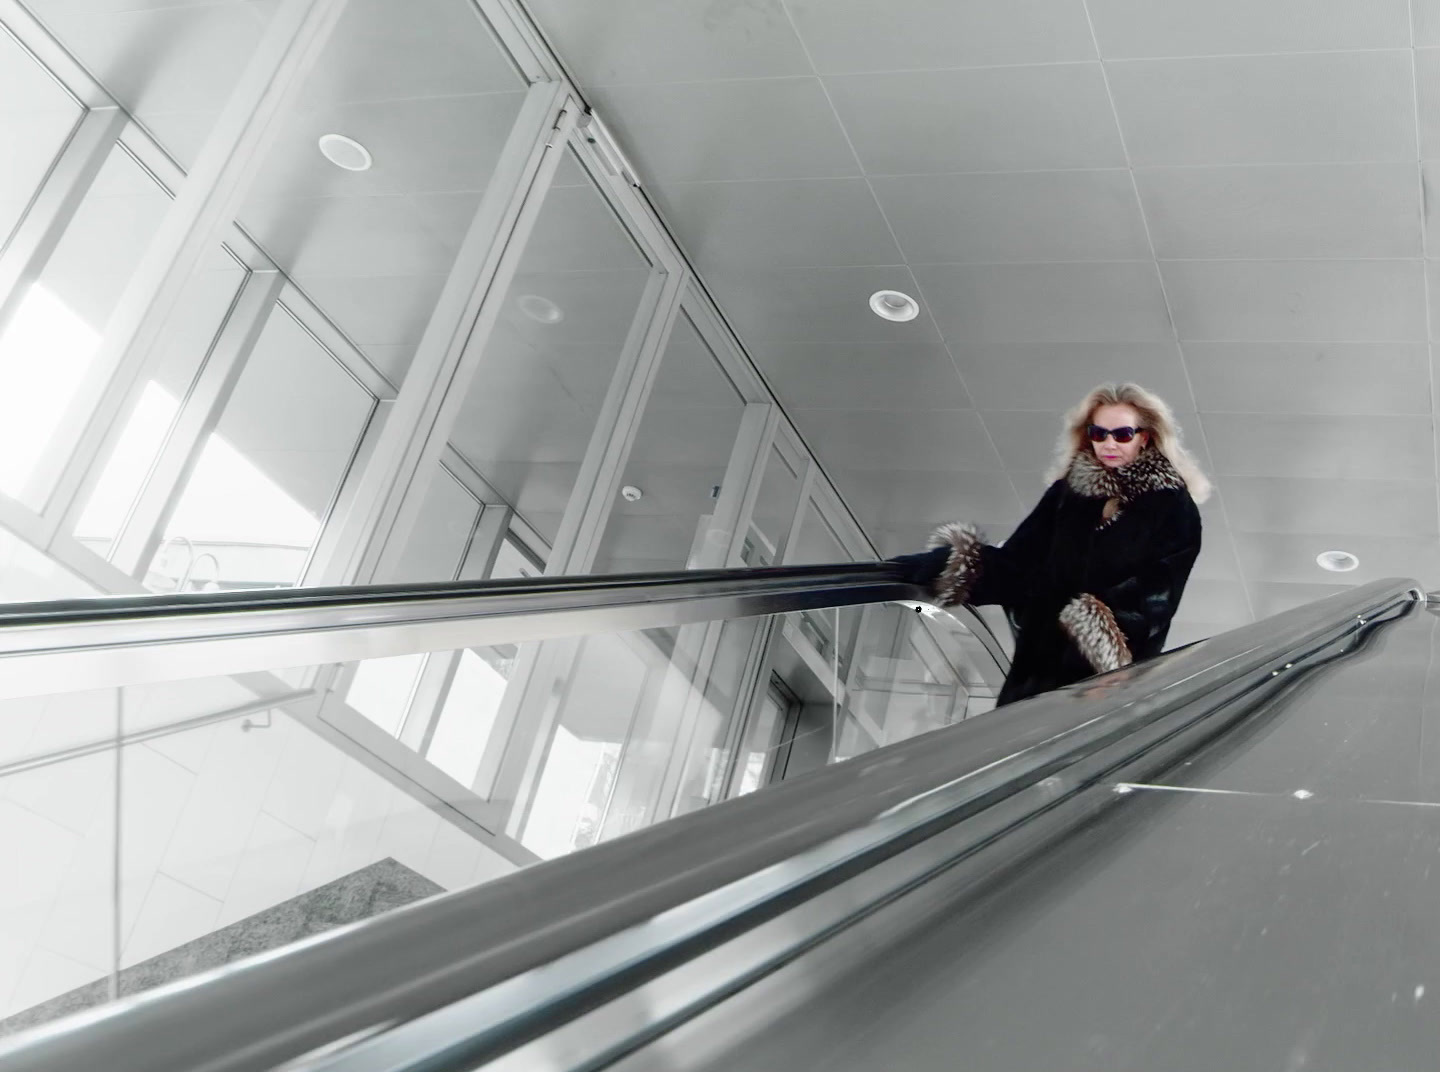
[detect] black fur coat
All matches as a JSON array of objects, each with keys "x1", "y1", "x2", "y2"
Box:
[{"x1": 920, "y1": 445, "x2": 1201, "y2": 707}]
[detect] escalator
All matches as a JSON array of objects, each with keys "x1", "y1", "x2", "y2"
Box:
[{"x1": 0, "y1": 566, "x2": 1426, "y2": 1070}]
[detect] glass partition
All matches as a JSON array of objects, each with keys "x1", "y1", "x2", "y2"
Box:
[
  {"x1": 151, "y1": 305, "x2": 375, "y2": 592},
  {"x1": 449, "y1": 146, "x2": 655, "y2": 548},
  {"x1": 0, "y1": 144, "x2": 170, "y2": 510},
  {"x1": 591, "y1": 312, "x2": 745, "y2": 574}
]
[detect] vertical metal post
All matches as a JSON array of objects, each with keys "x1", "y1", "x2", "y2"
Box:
[
  {"x1": 35, "y1": 0, "x2": 351, "y2": 540},
  {"x1": 310, "y1": 82, "x2": 572, "y2": 588}
]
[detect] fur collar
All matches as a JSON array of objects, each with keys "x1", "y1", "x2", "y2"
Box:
[{"x1": 1066, "y1": 445, "x2": 1186, "y2": 503}]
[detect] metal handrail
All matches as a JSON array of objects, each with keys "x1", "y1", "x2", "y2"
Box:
[
  {"x1": 0, "y1": 562, "x2": 1007, "y2": 699},
  {"x1": 0, "y1": 577, "x2": 1419, "y2": 1072}
]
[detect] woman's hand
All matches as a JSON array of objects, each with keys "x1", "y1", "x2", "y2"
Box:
[{"x1": 887, "y1": 546, "x2": 950, "y2": 590}]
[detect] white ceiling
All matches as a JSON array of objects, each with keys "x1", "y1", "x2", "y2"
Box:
[
  {"x1": 522, "y1": 0, "x2": 1440, "y2": 640},
  {"x1": 18, "y1": 0, "x2": 1440, "y2": 639}
]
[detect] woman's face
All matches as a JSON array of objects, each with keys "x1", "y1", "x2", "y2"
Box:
[{"x1": 1089, "y1": 402, "x2": 1149, "y2": 469}]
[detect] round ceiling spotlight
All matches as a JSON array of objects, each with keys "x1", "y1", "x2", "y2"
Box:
[
  {"x1": 621, "y1": 485, "x2": 643, "y2": 503},
  {"x1": 868, "y1": 289, "x2": 920, "y2": 323},
  {"x1": 517, "y1": 294, "x2": 564, "y2": 324},
  {"x1": 1316, "y1": 550, "x2": 1360, "y2": 573},
  {"x1": 318, "y1": 133, "x2": 373, "y2": 172}
]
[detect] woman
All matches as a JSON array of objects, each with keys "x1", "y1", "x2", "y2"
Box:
[{"x1": 894, "y1": 383, "x2": 1208, "y2": 707}]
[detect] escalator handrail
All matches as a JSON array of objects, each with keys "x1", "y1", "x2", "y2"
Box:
[
  {"x1": 0, "y1": 577, "x2": 1420, "y2": 1072},
  {"x1": 0, "y1": 561, "x2": 1009, "y2": 696}
]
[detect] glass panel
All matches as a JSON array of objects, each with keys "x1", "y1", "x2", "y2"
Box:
[
  {"x1": 592, "y1": 313, "x2": 745, "y2": 573},
  {"x1": 744, "y1": 447, "x2": 803, "y2": 567},
  {"x1": 153, "y1": 305, "x2": 374, "y2": 592},
  {"x1": 0, "y1": 27, "x2": 82, "y2": 250},
  {"x1": 72, "y1": 245, "x2": 249, "y2": 558},
  {"x1": 17, "y1": 1, "x2": 281, "y2": 173},
  {"x1": 0, "y1": 583, "x2": 992, "y2": 1027},
  {"x1": 846, "y1": 604, "x2": 968, "y2": 746},
  {"x1": 451, "y1": 146, "x2": 654, "y2": 548},
  {"x1": 0, "y1": 688, "x2": 116, "y2": 1031},
  {"x1": 236, "y1": 0, "x2": 529, "y2": 389},
  {"x1": 0, "y1": 144, "x2": 170, "y2": 508},
  {"x1": 0, "y1": 524, "x2": 97, "y2": 603},
  {"x1": 488, "y1": 536, "x2": 541, "y2": 580},
  {"x1": 427, "y1": 647, "x2": 512, "y2": 787},
  {"x1": 389, "y1": 467, "x2": 482, "y2": 584},
  {"x1": 346, "y1": 655, "x2": 425, "y2": 735},
  {"x1": 787, "y1": 501, "x2": 848, "y2": 566}
]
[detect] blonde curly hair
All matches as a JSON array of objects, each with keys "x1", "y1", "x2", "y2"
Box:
[{"x1": 1046, "y1": 383, "x2": 1212, "y2": 503}]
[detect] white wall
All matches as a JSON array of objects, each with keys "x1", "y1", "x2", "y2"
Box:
[{"x1": 0, "y1": 682, "x2": 515, "y2": 1019}]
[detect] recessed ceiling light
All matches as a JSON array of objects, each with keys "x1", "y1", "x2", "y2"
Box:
[
  {"x1": 621, "y1": 485, "x2": 643, "y2": 503},
  {"x1": 318, "y1": 133, "x2": 372, "y2": 172},
  {"x1": 868, "y1": 289, "x2": 919, "y2": 323},
  {"x1": 517, "y1": 294, "x2": 563, "y2": 324},
  {"x1": 1316, "y1": 550, "x2": 1359, "y2": 573}
]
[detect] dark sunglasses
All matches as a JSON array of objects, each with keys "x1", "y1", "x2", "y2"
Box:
[{"x1": 1088, "y1": 424, "x2": 1145, "y2": 444}]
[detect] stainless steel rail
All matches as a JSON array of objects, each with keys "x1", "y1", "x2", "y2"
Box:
[
  {"x1": 0, "y1": 577, "x2": 1419, "y2": 1072},
  {"x1": 0, "y1": 562, "x2": 1007, "y2": 698}
]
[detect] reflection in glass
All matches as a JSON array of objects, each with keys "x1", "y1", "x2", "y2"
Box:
[
  {"x1": 155, "y1": 306, "x2": 374, "y2": 591},
  {"x1": 744, "y1": 447, "x2": 803, "y2": 567},
  {"x1": 73, "y1": 245, "x2": 249, "y2": 557},
  {"x1": 451, "y1": 147, "x2": 654, "y2": 547},
  {"x1": 389, "y1": 467, "x2": 481, "y2": 584},
  {"x1": 0, "y1": 146, "x2": 170, "y2": 508},
  {"x1": 234, "y1": 0, "x2": 529, "y2": 390},
  {"x1": 0, "y1": 27, "x2": 81, "y2": 249},
  {"x1": 592, "y1": 313, "x2": 745, "y2": 573}
]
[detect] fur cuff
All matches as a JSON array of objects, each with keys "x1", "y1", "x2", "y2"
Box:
[
  {"x1": 925, "y1": 522, "x2": 983, "y2": 608},
  {"x1": 1059, "y1": 594, "x2": 1133, "y2": 674}
]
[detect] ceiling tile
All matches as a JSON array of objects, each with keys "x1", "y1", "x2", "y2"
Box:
[
  {"x1": 1137, "y1": 163, "x2": 1421, "y2": 259},
  {"x1": 1248, "y1": 581, "x2": 1355, "y2": 620},
  {"x1": 954, "y1": 342, "x2": 1193, "y2": 411},
  {"x1": 1188, "y1": 521, "x2": 1244, "y2": 582},
  {"x1": 1220, "y1": 477, "x2": 1440, "y2": 536},
  {"x1": 871, "y1": 170, "x2": 1150, "y2": 264},
  {"x1": 790, "y1": 409, "x2": 1004, "y2": 473},
  {"x1": 1202, "y1": 413, "x2": 1435, "y2": 480},
  {"x1": 1233, "y1": 531, "x2": 1440, "y2": 587},
  {"x1": 1184, "y1": 342, "x2": 1430, "y2": 415},
  {"x1": 1419, "y1": 5, "x2": 1440, "y2": 47},
  {"x1": 298, "y1": 0, "x2": 522, "y2": 106},
  {"x1": 1166, "y1": 620, "x2": 1234, "y2": 646},
  {"x1": 1416, "y1": 50, "x2": 1440, "y2": 156},
  {"x1": 754, "y1": 342, "x2": 973, "y2": 411},
  {"x1": 982, "y1": 409, "x2": 1064, "y2": 472},
  {"x1": 1087, "y1": 0, "x2": 1410, "y2": 59},
  {"x1": 1108, "y1": 52, "x2": 1416, "y2": 166},
  {"x1": 786, "y1": 0, "x2": 1096, "y2": 73},
  {"x1": 915, "y1": 262, "x2": 1173, "y2": 344},
  {"x1": 298, "y1": 274, "x2": 446, "y2": 347},
  {"x1": 653, "y1": 179, "x2": 902, "y2": 268},
  {"x1": 703, "y1": 265, "x2": 941, "y2": 343},
  {"x1": 523, "y1": 0, "x2": 810, "y2": 85},
  {"x1": 590, "y1": 79, "x2": 861, "y2": 183},
  {"x1": 239, "y1": 194, "x2": 460, "y2": 280},
  {"x1": 244, "y1": 92, "x2": 527, "y2": 200},
  {"x1": 824, "y1": 64, "x2": 1125, "y2": 174},
  {"x1": 835, "y1": 469, "x2": 1023, "y2": 527},
  {"x1": 1163, "y1": 260, "x2": 1427, "y2": 342},
  {"x1": 1175, "y1": 579, "x2": 1253, "y2": 625},
  {"x1": 32, "y1": 2, "x2": 270, "y2": 117}
]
